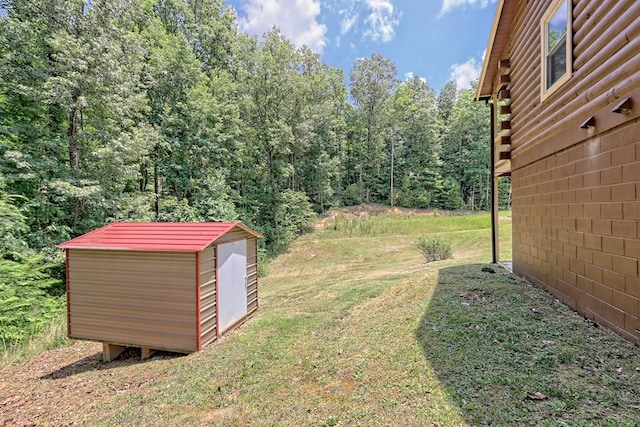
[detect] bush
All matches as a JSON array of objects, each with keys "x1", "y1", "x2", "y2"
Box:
[
  {"x1": 269, "y1": 190, "x2": 316, "y2": 254},
  {"x1": 415, "y1": 236, "x2": 453, "y2": 263},
  {"x1": 341, "y1": 183, "x2": 364, "y2": 206},
  {"x1": 0, "y1": 256, "x2": 65, "y2": 345}
]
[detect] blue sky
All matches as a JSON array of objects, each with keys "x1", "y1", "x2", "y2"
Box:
[{"x1": 225, "y1": 0, "x2": 498, "y2": 92}]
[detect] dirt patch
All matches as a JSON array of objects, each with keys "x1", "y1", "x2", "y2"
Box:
[
  {"x1": 0, "y1": 341, "x2": 182, "y2": 426},
  {"x1": 315, "y1": 203, "x2": 436, "y2": 230}
]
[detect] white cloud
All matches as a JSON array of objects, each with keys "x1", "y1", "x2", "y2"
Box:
[
  {"x1": 236, "y1": 0, "x2": 327, "y2": 53},
  {"x1": 440, "y1": 0, "x2": 495, "y2": 16},
  {"x1": 340, "y1": 11, "x2": 358, "y2": 35},
  {"x1": 450, "y1": 58, "x2": 482, "y2": 89},
  {"x1": 332, "y1": 0, "x2": 401, "y2": 44},
  {"x1": 364, "y1": 0, "x2": 401, "y2": 43},
  {"x1": 404, "y1": 72, "x2": 427, "y2": 83}
]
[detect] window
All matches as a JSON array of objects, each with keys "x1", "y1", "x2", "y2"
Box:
[{"x1": 541, "y1": 0, "x2": 572, "y2": 100}]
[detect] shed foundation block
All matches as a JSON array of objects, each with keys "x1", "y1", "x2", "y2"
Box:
[
  {"x1": 102, "y1": 343, "x2": 126, "y2": 362},
  {"x1": 141, "y1": 347, "x2": 156, "y2": 360}
]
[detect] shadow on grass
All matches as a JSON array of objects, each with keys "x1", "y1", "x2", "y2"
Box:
[
  {"x1": 41, "y1": 348, "x2": 184, "y2": 379},
  {"x1": 416, "y1": 263, "x2": 640, "y2": 426}
]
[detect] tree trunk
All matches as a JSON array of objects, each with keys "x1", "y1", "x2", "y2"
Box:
[
  {"x1": 154, "y1": 163, "x2": 160, "y2": 218},
  {"x1": 139, "y1": 161, "x2": 148, "y2": 192},
  {"x1": 67, "y1": 90, "x2": 81, "y2": 171}
]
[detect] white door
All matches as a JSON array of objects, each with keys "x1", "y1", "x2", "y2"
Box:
[{"x1": 218, "y1": 240, "x2": 247, "y2": 334}]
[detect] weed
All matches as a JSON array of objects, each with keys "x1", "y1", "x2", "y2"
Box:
[
  {"x1": 322, "y1": 415, "x2": 340, "y2": 426},
  {"x1": 415, "y1": 236, "x2": 453, "y2": 262}
]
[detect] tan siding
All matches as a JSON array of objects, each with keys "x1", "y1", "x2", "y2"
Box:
[
  {"x1": 215, "y1": 227, "x2": 255, "y2": 245},
  {"x1": 246, "y1": 238, "x2": 259, "y2": 316},
  {"x1": 199, "y1": 246, "x2": 217, "y2": 346},
  {"x1": 513, "y1": 119, "x2": 640, "y2": 344},
  {"x1": 67, "y1": 249, "x2": 198, "y2": 352},
  {"x1": 497, "y1": 0, "x2": 640, "y2": 345},
  {"x1": 215, "y1": 231, "x2": 260, "y2": 318}
]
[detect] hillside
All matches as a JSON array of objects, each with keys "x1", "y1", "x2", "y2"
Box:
[{"x1": 2, "y1": 210, "x2": 640, "y2": 426}]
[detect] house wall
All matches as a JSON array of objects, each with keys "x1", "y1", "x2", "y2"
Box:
[
  {"x1": 504, "y1": 0, "x2": 640, "y2": 343},
  {"x1": 67, "y1": 250, "x2": 198, "y2": 352},
  {"x1": 513, "y1": 119, "x2": 640, "y2": 343},
  {"x1": 507, "y1": 0, "x2": 640, "y2": 165}
]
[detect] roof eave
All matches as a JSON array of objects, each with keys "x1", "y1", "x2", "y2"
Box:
[
  {"x1": 476, "y1": 0, "x2": 509, "y2": 101},
  {"x1": 56, "y1": 223, "x2": 116, "y2": 249},
  {"x1": 56, "y1": 221, "x2": 264, "y2": 251},
  {"x1": 229, "y1": 222, "x2": 264, "y2": 239}
]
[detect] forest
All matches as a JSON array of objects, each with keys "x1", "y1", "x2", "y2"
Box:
[{"x1": 0, "y1": 0, "x2": 510, "y2": 346}]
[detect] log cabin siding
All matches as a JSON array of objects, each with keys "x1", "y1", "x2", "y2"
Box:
[
  {"x1": 67, "y1": 250, "x2": 198, "y2": 352},
  {"x1": 491, "y1": 0, "x2": 640, "y2": 343},
  {"x1": 507, "y1": 0, "x2": 640, "y2": 169}
]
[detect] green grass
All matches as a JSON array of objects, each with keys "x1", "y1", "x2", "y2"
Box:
[
  {"x1": 421, "y1": 265, "x2": 640, "y2": 426},
  {"x1": 3, "y1": 207, "x2": 640, "y2": 426}
]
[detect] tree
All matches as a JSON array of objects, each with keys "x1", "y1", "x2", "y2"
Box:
[
  {"x1": 437, "y1": 81, "x2": 457, "y2": 123},
  {"x1": 440, "y1": 82, "x2": 490, "y2": 210},
  {"x1": 348, "y1": 53, "x2": 399, "y2": 203},
  {"x1": 0, "y1": 0, "x2": 152, "y2": 244},
  {"x1": 143, "y1": 0, "x2": 240, "y2": 221},
  {"x1": 0, "y1": 0, "x2": 497, "y2": 285},
  {"x1": 291, "y1": 49, "x2": 347, "y2": 212},
  {"x1": 388, "y1": 77, "x2": 442, "y2": 208}
]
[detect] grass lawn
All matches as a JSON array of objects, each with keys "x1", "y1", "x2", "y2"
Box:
[{"x1": 2, "y1": 207, "x2": 640, "y2": 426}]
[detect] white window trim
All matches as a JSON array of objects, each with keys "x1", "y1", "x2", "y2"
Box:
[{"x1": 540, "y1": 0, "x2": 572, "y2": 102}]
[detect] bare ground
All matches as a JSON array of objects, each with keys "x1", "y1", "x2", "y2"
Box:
[
  {"x1": 314, "y1": 203, "x2": 436, "y2": 229},
  {"x1": 0, "y1": 341, "x2": 184, "y2": 426}
]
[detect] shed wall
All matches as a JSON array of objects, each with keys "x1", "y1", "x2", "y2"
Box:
[
  {"x1": 197, "y1": 234, "x2": 258, "y2": 345},
  {"x1": 503, "y1": 0, "x2": 640, "y2": 343},
  {"x1": 67, "y1": 250, "x2": 198, "y2": 352},
  {"x1": 214, "y1": 230, "x2": 259, "y2": 317},
  {"x1": 199, "y1": 246, "x2": 217, "y2": 346},
  {"x1": 246, "y1": 237, "x2": 259, "y2": 316}
]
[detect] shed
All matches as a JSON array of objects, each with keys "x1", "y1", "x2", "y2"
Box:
[
  {"x1": 477, "y1": 0, "x2": 640, "y2": 344},
  {"x1": 57, "y1": 222, "x2": 263, "y2": 361}
]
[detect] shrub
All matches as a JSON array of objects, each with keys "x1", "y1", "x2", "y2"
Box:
[
  {"x1": 415, "y1": 236, "x2": 453, "y2": 263},
  {"x1": 0, "y1": 256, "x2": 65, "y2": 345},
  {"x1": 269, "y1": 189, "x2": 316, "y2": 254},
  {"x1": 341, "y1": 183, "x2": 364, "y2": 206}
]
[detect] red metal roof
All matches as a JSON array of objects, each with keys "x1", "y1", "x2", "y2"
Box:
[{"x1": 57, "y1": 222, "x2": 263, "y2": 252}]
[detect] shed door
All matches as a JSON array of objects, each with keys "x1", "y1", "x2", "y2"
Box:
[{"x1": 218, "y1": 240, "x2": 247, "y2": 334}]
